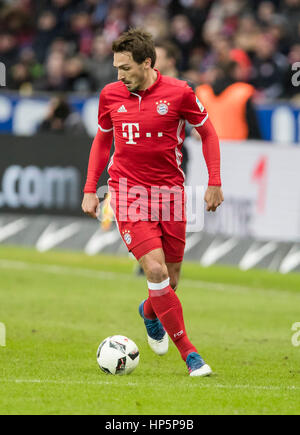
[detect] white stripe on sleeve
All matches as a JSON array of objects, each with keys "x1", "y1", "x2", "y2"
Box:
[
  {"x1": 189, "y1": 114, "x2": 209, "y2": 128},
  {"x1": 98, "y1": 124, "x2": 113, "y2": 133}
]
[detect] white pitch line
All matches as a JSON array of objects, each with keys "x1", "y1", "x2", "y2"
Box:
[
  {"x1": 0, "y1": 259, "x2": 124, "y2": 281},
  {"x1": 195, "y1": 384, "x2": 300, "y2": 392},
  {"x1": 0, "y1": 259, "x2": 250, "y2": 293},
  {"x1": 0, "y1": 379, "x2": 299, "y2": 392},
  {"x1": 0, "y1": 259, "x2": 297, "y2": 296},
  {"x1": 0, "y1": 379, "x2": 137, "y2": 387}
]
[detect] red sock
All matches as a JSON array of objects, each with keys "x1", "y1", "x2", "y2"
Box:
[
  {"x1": 148, "y1": 278, "x2": 198, "y2": 361},
  {"x1": 143, "y1": 298, "x2": 157, "y2": 320}
]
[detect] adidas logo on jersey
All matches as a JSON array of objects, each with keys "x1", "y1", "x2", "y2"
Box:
[{"x1": 118, "y1": 105, "x2": 127, "y2": 113}]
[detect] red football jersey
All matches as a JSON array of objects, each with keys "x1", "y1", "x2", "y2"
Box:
[{"x1": 98, "y1": 70, "x2": 208, "y2": 190}]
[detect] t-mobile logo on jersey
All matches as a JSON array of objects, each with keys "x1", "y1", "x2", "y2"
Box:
[
  {"x1": 122, "y1": 123, "x2": 140, "y2": 144},
  {"x1": 122, "y1": 123, "x2": 163, "y2": 144}
]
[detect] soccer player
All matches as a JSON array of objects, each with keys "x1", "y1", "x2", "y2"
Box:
[
  {"x1": 82, "y1": 29, "x2": 224, "y2": 377},
  {"x1": 155, "y1": 40, "x2": 191, "y2": 177},
  {"x1": 134, "y1": 39, "x2": 192, "y2": 278}
]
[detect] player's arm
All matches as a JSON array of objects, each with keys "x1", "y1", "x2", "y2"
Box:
[
  {"x1": 82, "y1": 128, "x2": 113, "y2": 218},
  {"x1": 180, "y1": 85, "x2": 224, "y2": 212},
  {"x1": 82, "y1": 88, "x2": 113, "y2": 219},
  {"x1": 194, "y1": 119, "x2": 224, "y2": 212}
]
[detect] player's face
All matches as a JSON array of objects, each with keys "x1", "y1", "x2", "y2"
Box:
[{"x1": 113, "y1": 52, "x2": 148, "y2": 92}]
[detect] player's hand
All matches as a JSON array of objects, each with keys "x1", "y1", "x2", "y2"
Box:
[
  {"x1": 82, "y1": 193, "x2": 100, "y2": 219},
  {"x1": 204, "y1": 186, "x2": 224, "y2": 212}
]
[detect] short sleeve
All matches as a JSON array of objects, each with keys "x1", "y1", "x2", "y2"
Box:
[
  {"x1": 179, "y1": 85, "x2": 209, "y2": 127},
  {"x1": 98, "y1": 89, "x2": 113, "y2": 132}
]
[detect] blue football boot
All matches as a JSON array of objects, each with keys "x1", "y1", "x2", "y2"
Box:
[{"x1": 139, "y1": 300, "x2": 168, "y2": 356}]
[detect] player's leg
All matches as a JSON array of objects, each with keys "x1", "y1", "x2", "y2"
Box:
[
  {"x1": 109, "y1": 188, "x2": 169, "y2": 352},
  {"x1": 158, "y1": 218, "x2": 212, "y2": 376},
  {"x1": 166, "y1": 262, "x2": 182, "y2": 291},
  {"x1": 111, "y1": 215, "x2": 169, "y2": 354},
  {"x1": 139, "y1": 263, "x2": 182, "y2": 292},
  {"x1": 137, "y1": 248, "x2": 169, "y2": 355},
  {"x1": 141, "y1": 257, "x2": 181, "y2": 320},
  {"x1": 139, "y1": 249, "x2": 169, "y2": 321},
  {"x1": 113, "y1": 210, "x2": 211, "y2": 375},
  {"x1": 139, "y1": 248, "x2": 211, "y2": 376},
  {"x1": 139, "y1": 248, "x2": 195, "y2": 359}
]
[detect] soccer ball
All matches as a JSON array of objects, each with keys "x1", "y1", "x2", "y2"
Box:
[{"x1": 97, "y1": 335, "x2": 140, "y2": 375}]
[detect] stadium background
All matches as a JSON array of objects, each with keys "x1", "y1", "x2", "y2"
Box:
[
  {"x1": 1, "y1": 0, "x2": 300, "y2": 417},
  {"x1": 0, "y1": 0, "x2": 300, "y2": 272}
]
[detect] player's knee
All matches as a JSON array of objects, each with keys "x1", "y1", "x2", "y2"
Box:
[{"x1": 146, "y1": 262, "x2": 169, "y2": 283}]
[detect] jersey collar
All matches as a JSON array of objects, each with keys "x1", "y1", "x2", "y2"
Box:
[
  {"x1": 145, "y1": 68, "x2": 161, "y2": 93},
  {"x1": 125, "y1": 68, "x2": 161, "y2": 97}
]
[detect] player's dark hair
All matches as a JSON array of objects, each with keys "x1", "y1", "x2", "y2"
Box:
[{"x1": 112, "y1": 28, "x2": 156, "y2": 68}]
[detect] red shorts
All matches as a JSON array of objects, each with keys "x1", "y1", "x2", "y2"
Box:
[{"x1": 109, "y1": 183, "x2": 186, "y2": 263}]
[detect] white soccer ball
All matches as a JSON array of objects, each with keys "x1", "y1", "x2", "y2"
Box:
[{"x1": 97, "y1": 335, "x2": 140, "y2": 375}]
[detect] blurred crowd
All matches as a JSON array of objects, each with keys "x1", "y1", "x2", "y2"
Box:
[{"x1": 0, "y1": 0, "x2": 299, "y2": 101}]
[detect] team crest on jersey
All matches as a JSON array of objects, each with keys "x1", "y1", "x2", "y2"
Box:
[
  {"x1": 122, "y1": 230, "x2": 132, "y2": 245},
  {"x1": 156, "y1": 100, "x2": 170, "y2": 115}
]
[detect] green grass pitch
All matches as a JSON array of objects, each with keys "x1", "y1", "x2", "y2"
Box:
[{"x1": 0, "y1": 245, "x2": 299, "y2": 415}]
